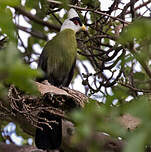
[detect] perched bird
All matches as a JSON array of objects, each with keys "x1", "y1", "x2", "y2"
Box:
[{"x1": 35, "y1": 8, "x2": 86, "y2": 150}]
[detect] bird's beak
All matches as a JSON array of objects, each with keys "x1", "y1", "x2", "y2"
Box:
[{"x1": 81, "y1": 24, "x2": 87, "y2": 31}]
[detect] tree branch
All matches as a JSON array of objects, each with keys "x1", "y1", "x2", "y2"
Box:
[
  {"x1": 16, "y1": 24, "x2": 48, "y2": 40},
  {"x1": 47, "y1": 0, "x2": 129, "y2": 24},
  {"x1": 15, "y1": 7, "x2": 60, "y2": 31},
  {"x1": 0, "y1": 82, "x2": 141, "y2": 151}
]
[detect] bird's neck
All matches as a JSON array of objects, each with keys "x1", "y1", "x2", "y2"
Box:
[
  {"x1": 60, "y1": 26, "x2": 76, "y2": 33},
  {"x1": 59, "y1": 29, "x2": 76, "y2": 39}
]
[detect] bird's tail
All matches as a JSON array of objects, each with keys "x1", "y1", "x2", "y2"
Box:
[{"x1": 35, "y1": 111, "x2": 62, "y2": 150}]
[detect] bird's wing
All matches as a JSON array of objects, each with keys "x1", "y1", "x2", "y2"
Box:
[
  {"x1": 38, "y1": 49, "x2": 48, "y2": 72},
  {"x1": 38, "y1": 30, "x2": 76, "y2": 86}
]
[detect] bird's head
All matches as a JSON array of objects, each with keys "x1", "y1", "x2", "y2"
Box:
[{"x1": 60, "y1": 8, "x2": 86, "y2": 32}]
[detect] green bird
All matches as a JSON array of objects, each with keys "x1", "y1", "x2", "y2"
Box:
[{"x1": 35, "y1": 8, "x2": 86, "y2": 150}]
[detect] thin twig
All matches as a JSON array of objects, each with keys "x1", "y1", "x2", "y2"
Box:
[
  {"x1": 119, "y1": 82, "x2": 151, "y2": 93},
  {"x1": 47, "y1": 0, "x2": 129, "y2": 24},
  {"x1": 126, "y1": 0, "x2": 151, "y2": 14}
]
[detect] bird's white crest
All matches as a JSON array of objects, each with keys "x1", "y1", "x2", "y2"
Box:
[
  {"x1": 68, "y1": 8, "x2": 79, "y2": 19},
  {"x1": 60, "y1": 8, "x2": 81, "y2": 32}
]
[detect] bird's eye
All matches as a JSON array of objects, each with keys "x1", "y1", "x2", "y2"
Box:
[{"x1": 73, "y1": 20, "x2": 79, "y2": 25}]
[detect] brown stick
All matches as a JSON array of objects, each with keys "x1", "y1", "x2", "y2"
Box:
[{"x1": 15, "y1": 7, "x2": 60, "y2": 31}]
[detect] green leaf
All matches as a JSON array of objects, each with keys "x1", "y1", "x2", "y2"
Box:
[
  {"x1": 56, "y1": 0, "x2": 69, "y2": 9},
  {"x1": 118, "y1": 19, "x2": 151, "y2": 45},
  {"x1": 124, "y1": 96, "x2": 151, "y2": 122},
  {"x1": 0, "y1": 42, "x2": 42, "y2": 94},
  {"x1": 112, "y1": 85, "x2": 129, "y2": 99},
  {"x1": 7, "y1": 63, "x2": 40, "y2": 94},
  {"x1": 82, "y1": 0, "x2": 100, "y2": 8},
  {"x1": 133, "y1": 72, "x2": 146, "y2": 80},
  {"x1": 25, "y1": 0, "x2": 39, "y2": 9},
  {"x1": 0, "y1": 0, "x2": 20, "y2": 7},
  {"x1": 0, "y1": 8, "x2": 16, "y2": 40},
  {"x1": 124, "y1": 131, "x2": 147, "y2": 152}
]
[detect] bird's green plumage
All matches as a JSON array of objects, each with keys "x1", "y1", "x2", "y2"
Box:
[{"x1": 38, "y1": 29, "x2": 77, "y2": 86}]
